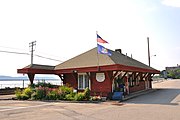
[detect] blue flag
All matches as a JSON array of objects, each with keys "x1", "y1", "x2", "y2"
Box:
[{"x1": 97, "y1": 44, "x2": 111, "y2": 56}]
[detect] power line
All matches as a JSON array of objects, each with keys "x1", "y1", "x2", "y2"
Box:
[
  {"x1": 0, "y1": 50, "x2": 29, "y2": 55},
  {"x1": 35, "y1": 54, "x2": 63, "y2": 62},
  {"x1": 0, "y1": 45, "x2": 26, "y2": 51},
  {"x1": 0, "y1": 45, "x2": 61, "y2": 61},
  {"x1": 0, "y1": 50, "x2": 63, "y2": 62}
]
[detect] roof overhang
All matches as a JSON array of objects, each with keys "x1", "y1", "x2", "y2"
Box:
[
  {"x1": 17, "y1": 64, "x2": 160, "y2": 75},
  {"x1": 17, "y1": 68, "x2": 55, "y2": 74},
  {"x1": 54, "y1": 64, "x2": 160, "y2": 74},
  {"x1": 17, "y1": 64, "x2": 55, "y2": 74}
]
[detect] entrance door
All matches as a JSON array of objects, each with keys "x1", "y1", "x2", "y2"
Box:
[{"x1": 113, "y1": 77, "x2": 124, "y2": 92}]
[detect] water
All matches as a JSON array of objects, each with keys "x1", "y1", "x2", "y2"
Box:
[{"x1": 0, "y1": 79, "x2": 63, "y2": 89}]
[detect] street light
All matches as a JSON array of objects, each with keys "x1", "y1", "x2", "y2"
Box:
[
  {"x1": 149, "y1": 54, "x2": 156, "y2": 67},
  {"x1": 151, "y1": 55, "x2": 156, "y2": 57},
  {"x1": 147, "y1": 37, "x2": 156, "y2": 67}
]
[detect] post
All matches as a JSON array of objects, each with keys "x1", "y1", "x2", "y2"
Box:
[
  {"x1": 29, "y1": 41, "x2": 36, "y2": 65},
  {"x1": 96, "y1": 31, "x2": 100, "y2": 71},
  {"x1": 147, "y1": 37, "x2": 150, "y2": 67},
  {"x1": 23, "y1": 80, "x2": 24, "y2": 88}
]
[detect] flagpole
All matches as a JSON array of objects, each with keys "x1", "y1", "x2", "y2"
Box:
[{"x1": 96, "y1": 31, "x2": 100, "y2": 71}]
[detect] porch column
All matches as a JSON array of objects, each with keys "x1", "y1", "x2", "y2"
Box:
[
  {"x1": 58, "y1": 74, "x2": 65, "y2": 85},
  {"x1": 149, "y1": 74, "x2": 154, "y2": 89},
  {"x1": 124, "y1": 76, "x2": 129, "y2": 95},
  {"x1": 28, "y1": 73, "x2": 35, "y2": 84},
  {"x1": 145, "y1": 73, "x2": 152, "y2": 89}
]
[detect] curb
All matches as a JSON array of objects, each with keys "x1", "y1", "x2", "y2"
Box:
[{"x1": 0, "y1": 95, "x2": 16, "y2": 100}]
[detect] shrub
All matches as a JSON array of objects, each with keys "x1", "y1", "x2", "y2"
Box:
[
  {"x1": 46, "y1": 89, "x2": 59, "y2": 100},
  {"x1": 15, "y1": 88, "x2": 22, "y2": 100},
  {"x1": 20, "y1": 93, "x2": 29, "y2": 100},
  {"x1": 84, "y1": 88, "x2": 90, "y2": 100},
  {"x1": 35, "y1": 82, "x2": 57, "y2": 88},
  {"x1": 23, "y1": 87, "x2": 33, "y2": 98},
  {"x1": 28, "y1": 84, "x2": 36, "y2": 88},
  {"x1": 65, "y1": 93, "x2": 76, "y2": 101},
  {"x1": 74, "y1": 93, "x2": 84, "y2": 101},
  {"x1": 14, "y1": 83, "x2": 92, "y2": 101},
  {"x1": 33, "y1": 87, "x2": 47, "y2": 100},
  {"x1": 15, "y1": 87, "x2": 33, "y2": 100},
  {"x1": 31, "y1": 92, "x2": 37, "y2": 100},
  {"x1": 59, "y1": 85, "x2": 73, "y2": 95}
]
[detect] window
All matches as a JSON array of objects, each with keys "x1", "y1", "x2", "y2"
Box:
[
  {"x1": 78, "y1": 73, "x2": 90, "y2": 89},
  {"x1": 78, "y1": 75, "x2": 83, "y2": 89}
]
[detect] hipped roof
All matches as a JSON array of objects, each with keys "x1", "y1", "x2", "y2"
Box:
[
  {"x1": 55, "y1": 47, "x2": 159, "y2": 73},
  {"x1": 18, "y1": 47, "x2": 160, "y2": 74}
]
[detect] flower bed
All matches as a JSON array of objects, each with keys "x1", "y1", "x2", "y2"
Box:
[{"x1": 15, "y1": 82, "x2": 101, "y2": 101}]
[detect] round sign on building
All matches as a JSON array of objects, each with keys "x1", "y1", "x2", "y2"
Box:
[{"x1": 96, "y1": 73, "x2": 105, "y2": 82}]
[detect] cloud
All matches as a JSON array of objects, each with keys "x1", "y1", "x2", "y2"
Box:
[{"x1": 162, "y1": 0, "x2": 180, "y2": 7}]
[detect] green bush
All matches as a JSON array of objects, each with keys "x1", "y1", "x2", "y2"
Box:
[
  {"x1": 35, "y1": 82, "x2": 57, "y2": 88},
  {"x1": 15, "y1": 87, "x2": 33, "y2": 100},
  {"x1": 15, "y1": 88, "x2": 22, "y2": 100},
  {"x1": 20, "y1": 93, "x2": 29, "y2": 100},
  {"x1": 28, "y1": 83, "x2": 36, "y2": 88},
  {"x1": 23, "y1": 87, "x2": 33, "y2": 98},
  {"x1": 46, "y1": 90, "x2": 58, "y2": 100},
  {"x1": 84, "y1": 88, "x2": 90, "y2": 100},
  {"x1": 65, "y1": 93, "x2": 76, "y2": 101},
  {"x1": 14, "y1": 83, "x2": 92, "y2": 101},
  {"x1": 74, "y1": 93, "x2": 84, "y2": 101},
  {"x1": 33, "y1": 88, "x2": 46, "y2": 100},
  {"x1": 59, "y1": 85, "x2": 73, "y2": 95},
  {"x1": 31, "y1": 92, "x2": 37, "y2": 100}
]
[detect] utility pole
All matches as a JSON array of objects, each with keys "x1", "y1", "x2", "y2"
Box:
[
  {"x1": 147, "y1": 37, "x2": 150, "y2": 67},
  {"x1": 29, "y1": 41, "x2": 36, "y2": 65}
]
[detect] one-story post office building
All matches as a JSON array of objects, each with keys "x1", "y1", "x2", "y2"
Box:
[{"x1": 18, "y1": 47, "x2": 160, "y2": 98}]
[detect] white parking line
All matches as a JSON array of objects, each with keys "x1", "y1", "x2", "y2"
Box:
[{"x1": 0, "y1": 103, "x2": 53, "y2": 112}]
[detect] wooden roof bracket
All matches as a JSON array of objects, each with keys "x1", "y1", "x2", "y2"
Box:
[
  {"x1": 86, "y1": 72, "x2": 91, "y2": 80},
  {"x1": 58, "y1": 74, "x2": 64, "y2": 81},
  {"x1": 145, "y1": 73, "x2": 152, "y2": 80},
  {"x1": 120, "y1": 72, "x2": 127, "y2": 80},
  {"x1": 111, "y1": 71, "x2": 121, "y2": 81},
  {"x1": 134, "y1": 72, "x2": 141, "y2": 80},
  {"x1": 142, "y1": 73, "x2": 148, "y2": 79}
]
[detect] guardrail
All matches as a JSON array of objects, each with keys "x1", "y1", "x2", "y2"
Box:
[{"x1": 0, "y1": 79, "x2": 63, "y2": 89}]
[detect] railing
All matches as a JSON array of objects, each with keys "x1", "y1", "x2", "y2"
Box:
[{"x1": 0, "y1": 79, "x2": 63, "y2": 89}]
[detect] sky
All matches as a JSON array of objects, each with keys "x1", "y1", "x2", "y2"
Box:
[{"x1": 0, "y1": 0, "x2": 180, "y2": 77}]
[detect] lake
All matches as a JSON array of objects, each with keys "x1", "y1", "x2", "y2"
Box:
[{"x1": 0, "y1": 79, "x2": 63, "y2": 89}]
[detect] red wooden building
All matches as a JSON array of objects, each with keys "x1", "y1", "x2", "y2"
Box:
[{"x1": 17, "y1": 48, "x2": 160, "y2": 97}]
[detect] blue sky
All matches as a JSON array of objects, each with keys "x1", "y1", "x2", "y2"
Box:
[{"x1": 0, "y1": 0, "x2": 179, "y2": 76}]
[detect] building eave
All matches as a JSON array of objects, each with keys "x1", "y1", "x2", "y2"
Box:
[
  {"x1": 55, "y1": 64, "x2": 160, "y2": 74},
  {"x1": 17, "y1": 68, "x2": 55, "y2": 74}
]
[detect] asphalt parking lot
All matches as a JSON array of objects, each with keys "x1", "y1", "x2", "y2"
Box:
[{"x1": 0, "y1": 79, "x2": 180, "y2": 120}]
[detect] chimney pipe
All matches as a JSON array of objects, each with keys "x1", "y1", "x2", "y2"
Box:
[{"x1": 115, "y1": 49, "x2": 122, "y2": 54}]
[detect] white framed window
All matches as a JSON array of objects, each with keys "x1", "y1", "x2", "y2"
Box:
[{"x1": 78, "y1": 73, "x2": 90, "y2": 90}]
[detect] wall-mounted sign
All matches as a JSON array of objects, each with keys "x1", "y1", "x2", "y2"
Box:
[{"x1": 96, "y1": 73, "x2": 105, "y2": 82}]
